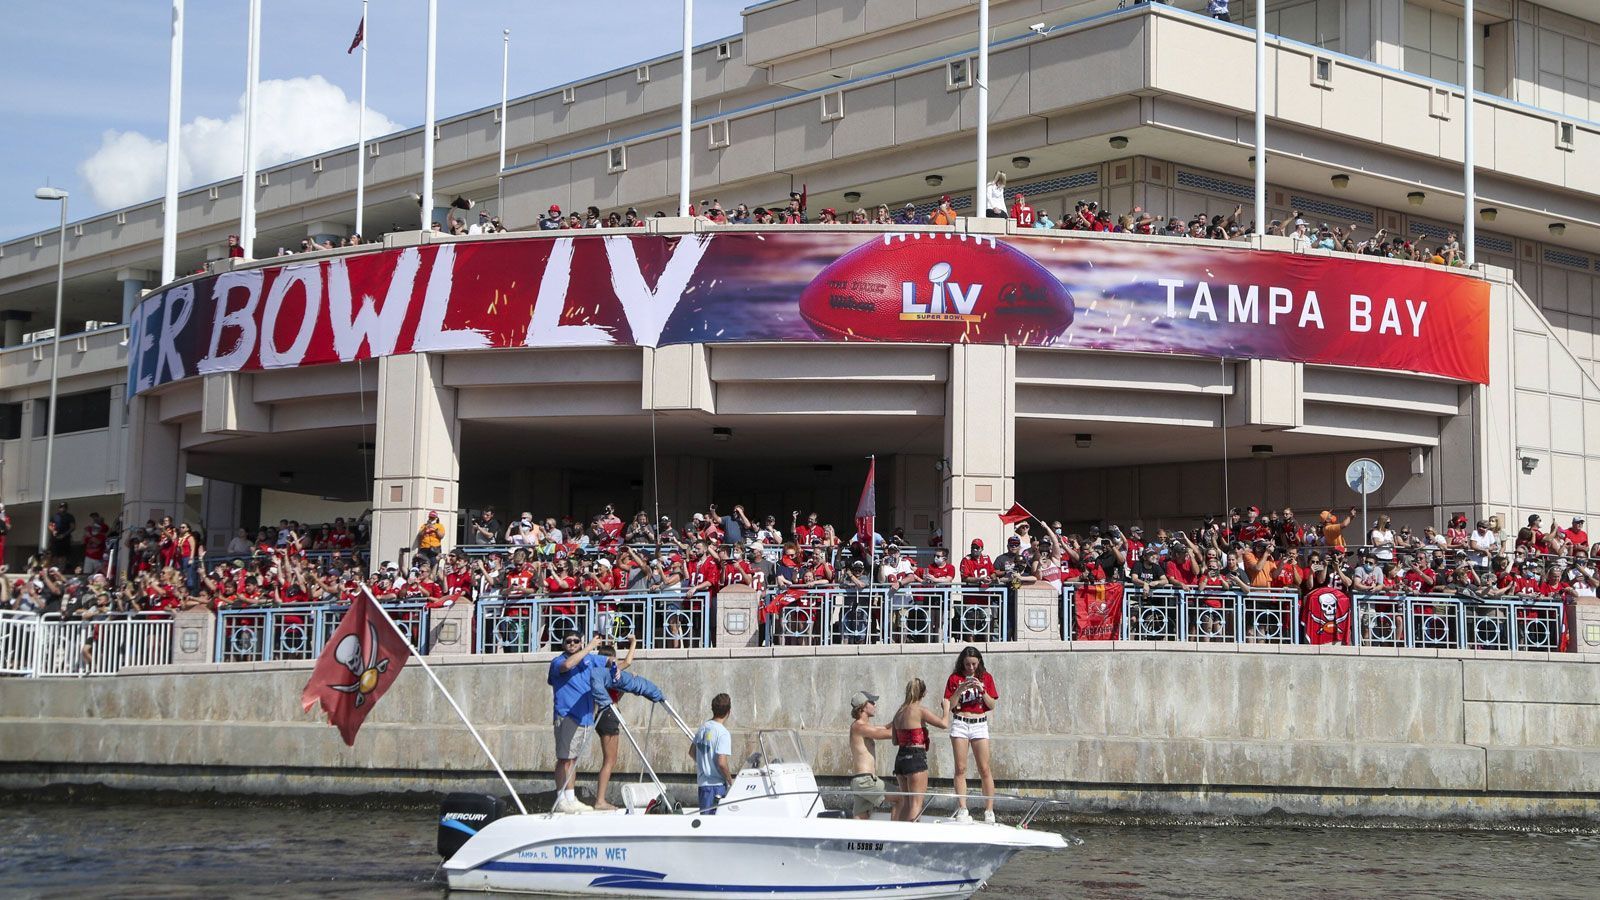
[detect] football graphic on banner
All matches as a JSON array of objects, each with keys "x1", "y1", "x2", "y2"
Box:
[{"x1": 797, "y1": 234, "x2": 1075, "y2": 343}]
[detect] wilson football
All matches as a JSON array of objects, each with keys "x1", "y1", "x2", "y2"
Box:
[{"x1": 797, "y1": 233, "x2": 1074, "y2": 344}]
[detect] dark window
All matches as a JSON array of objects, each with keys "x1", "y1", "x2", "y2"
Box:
[
  {"x1": 0, "y1": 403, "x2": 20, "y2": 440},
  {"x1": 32, "y1": 389, "x2": 111, "y2": 437}
]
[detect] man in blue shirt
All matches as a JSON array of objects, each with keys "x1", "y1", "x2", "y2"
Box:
[
  {"x1": 548, "y1": 631, "x2": 605, "y2": 813},
  {"x1": 691, "y1": 693, "x2": 734, "y2": 813}
]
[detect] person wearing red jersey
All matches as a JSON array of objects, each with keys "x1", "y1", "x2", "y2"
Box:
[
  {"x1": 1515, "y1": 514, "x2": 1546, "y2": 553},
  {"x1": 919, "y1": 549, "x2": 956, "y2": 585},
  {"x1": 1272, "y1": 549, "x2": 1307, "y2": 592},
  {"x1": 79, "y1": 512, "x2": 109, "y2": 576},
  {"x1": 959, "y1": 540, "x2": 994, "y2": 586},
  {"x1": 1236, "y1": 507, "x2": 1271, "y2": 543},
  {"x1": 944, "y1": 646, "x2": 999, "y2": 824},
  {"x1": 722, "y1": 549, "x2": 758, "y2": 588},
  {"x1": 443, "y1": 554, "x2": 474, "y2": 602},
  {"x1": 793, "y1": 512, "x2": 824, "y2": 546},
  {"x1": 1008, "y1": 193, "x2": 1035, "y2": 227}
]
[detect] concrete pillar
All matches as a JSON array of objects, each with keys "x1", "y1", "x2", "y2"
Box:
[
  {"x1": 1, "y1": 310, "x2": 31, "y2": 347},
  {"x1": 116, "y1": 268, "x2": 153, "y2": 324},
  {"x1": 120, "y1": 393, "x2": 187, "y2": 540},
  {"x1": 942, "y1": 344, "x2": 1015, "y2": 557},
  {"x1": 200, "y1": 479, "x2": 244, "y2": 550},
  {"x1": 646, "y1": 456, "x2": 712, "y2": 530},
  {"x1": 369, "y1": 353, "x2": 459, "y2": 571}
]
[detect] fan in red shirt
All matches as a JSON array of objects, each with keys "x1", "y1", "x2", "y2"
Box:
[
  {"x1": 793, "y1": 512, "x2": 825, "y2": 546},
  {"x1": 1562, "y1": 517, "x2": 1588, "y2": 551},
  {"x1": 959, "y1": 540, "x2": 994, "y2": 585},
  {"x1": 943, "y1": 646, "x2": 999, "y2": 822},
  {"x1": 1236, "y1": 507, "x2": 1271, "y2": 543},
  {"x1": 920, "y1": 549, "x2": 956, "y2": 584},
  {"x1": 1008, "y1": 193, "x2": 1035, "y2": 227}
]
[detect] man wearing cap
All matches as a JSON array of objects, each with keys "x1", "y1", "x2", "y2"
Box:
[
  {"x1": 894, "y1": 203, "x2": 924, "y2": 226},
  {"x1": 848, "y1": 691, "x2": 890, "y2": 819},
  {"x1": 1561, "y1": 517, "x2": 1589, "y2": 554},
  {"x1": 415, "y1": 511, "x2": 445, "y2": 564},
  {"x1": 930, "y1": 195, "x2": 958, "y2": 227},
  {"x1": 960, "y1": 539, "x2": 994, "y2": 585},
  {"x1": 1290, "y1": 219, "x2": 1312, "y2": 251},
  {"x1": 1008, "y1": 192, "x2": 1035, "y2": 228},
  {"x1": 539, "y1": 204, "x2": 563, "y2": 230}
]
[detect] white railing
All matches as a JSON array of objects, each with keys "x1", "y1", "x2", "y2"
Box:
[{"x1": 0, "y1": 612, "x2": 174, "y2": 677}]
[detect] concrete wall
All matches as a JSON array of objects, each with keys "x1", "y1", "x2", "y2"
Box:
[{"x1": 3, "y1": 645, "x2": 1598, "y2": 821}]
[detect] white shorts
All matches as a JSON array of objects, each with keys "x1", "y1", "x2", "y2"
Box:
[{"x1": 950, "y1": 716, "x2": 990, "y2": 741}]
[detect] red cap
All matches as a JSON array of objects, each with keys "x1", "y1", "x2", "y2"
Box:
[
  {"x1": 1248, "y1": 506, "x2": 1260, "y2": 515},
  {"x1": 548, "y1": 204, "x2": 561, "y2": 213},
  {"x1": 427, "y1": 510, "x2": 439, "y2": 518},
  {"x1": 940, "y1": 195, "x2": 952, "y2": 204},
  {"x1": 971, "y1": 538, "x2": 983, "y2": 548}
]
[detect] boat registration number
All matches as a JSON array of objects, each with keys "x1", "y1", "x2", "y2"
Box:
[{"x1": 845, "y1": 841, "x2": 884, "y2": 852}]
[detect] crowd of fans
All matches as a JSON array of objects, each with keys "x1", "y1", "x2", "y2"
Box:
[{"x1": 2, "y1": 496, "x2": 1592, "y2": 626}]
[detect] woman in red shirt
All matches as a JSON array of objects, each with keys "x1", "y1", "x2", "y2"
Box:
[{"x1": 944, "y1": 646, "x2": 999, "y2": 823}]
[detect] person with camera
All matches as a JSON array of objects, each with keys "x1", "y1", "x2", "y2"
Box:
[{"x1": 944, "y1": 646, "x2": 999, "y2": 823}]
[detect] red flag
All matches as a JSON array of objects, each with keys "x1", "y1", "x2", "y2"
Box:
[
  {"x1": 301, "y1": 590, "x2": 411, "y2": 745},
  {"x1": 1073, "y1": 582, "x2": 1124, "y2": 640},
  {"x1": 347, "y1": 17, "x2": 365, "y2": 54},
  {"x1": 854, "y1": 457, "x2": 876, "y2": 546},
  {"x1": 1302, "y1": 586, "x2": 1352, "y2": 645},
  {"x1": 998, "y1": 502, "x2": 1032, "y2": 525}
]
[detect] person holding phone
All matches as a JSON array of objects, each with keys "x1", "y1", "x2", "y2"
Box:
[{"x1": 944, "y1": 646, "x2": 999, "y2": 823}]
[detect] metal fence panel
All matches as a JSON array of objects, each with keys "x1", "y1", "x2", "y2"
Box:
[
  {"x1": 885, "y1": 587, "x2": 944, "y2": 644},
  {"x1": 947, "y1": 588, "x2": 1009, "y2": 643},
  {"x1": 1121, "y1": 588, "x2": 1186, "y2": 642},
  {"x1": 475, "y1": 593, "x2": 707, "y2": 652},
  {"x1": 1354, "y1": 594, "x2": 1407, "y2": 648},
  {"x1": 1510, "y1": 601, "x2": 1566, "y2": 651},
  {"x1": 0, "y1": 611, "x2": 39, "y2": 676},
  {"x1": 1407, "y1": 597, "x2": 1466, "y2": 650},
  {"x1": 1240, "y1": 589, "x2": 1300, "y2": 645},
  {"x1": 1188, "y1": 589, "x2": 1240, "y2": 642},
  {"x1": 33, "y1": 614, "x2": 173, "y2": 676}
]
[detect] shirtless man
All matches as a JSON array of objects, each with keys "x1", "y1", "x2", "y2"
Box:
[{"x1": 848, "y1": 691, "x2": 891, "y2": 819}]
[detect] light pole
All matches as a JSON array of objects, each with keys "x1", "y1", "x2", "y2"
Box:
[{"x1": 34, "y1": 187, "x2": 68, "y2": 556}]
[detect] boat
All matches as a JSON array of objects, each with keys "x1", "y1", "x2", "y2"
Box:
[{"x1": 437, "y1": 725, "x2": 1067, "y2": 898}]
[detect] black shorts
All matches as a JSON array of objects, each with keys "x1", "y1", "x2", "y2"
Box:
[
  {"x1": 595, "y1": 705, "x2": 620, "y2": 737},
  {"x1": 893, "y1": 746, "x2": 928, "y2": 777}
]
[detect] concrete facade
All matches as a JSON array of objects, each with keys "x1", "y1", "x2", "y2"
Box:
[{"x1": 3, "y1": 645, "x2": 1597, "y2": 821}]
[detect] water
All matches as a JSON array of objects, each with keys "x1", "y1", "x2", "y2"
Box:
[{"x1": 2, "y1": 797, "x2": 1598, "y2": 899}]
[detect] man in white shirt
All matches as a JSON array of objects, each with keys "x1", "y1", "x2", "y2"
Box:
[{"x1": 1469, "y1": 519, "x2": 1499, "y2": 566}]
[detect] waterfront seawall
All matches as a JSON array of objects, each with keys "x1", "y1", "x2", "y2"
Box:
[{"x1": 3, "y1": 644, "x2": 1598, "y2": 822}]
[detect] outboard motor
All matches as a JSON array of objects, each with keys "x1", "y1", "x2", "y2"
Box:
[{"x1": 437, "y1": 792, "x2": 504, "y2": 859}]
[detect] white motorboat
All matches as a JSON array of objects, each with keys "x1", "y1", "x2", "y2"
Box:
[{"x1": 438, "y1": 728, "x2": 1067, "y2": 898}]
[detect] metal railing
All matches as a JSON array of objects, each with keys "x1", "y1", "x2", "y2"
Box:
[
  {"x1": 1063, "y1": 582, "x2": 1568, "y2": 650},
  {"x1": 762, "y1": 586, "x2": 1011, "y2": 646},
  {"x1": 475, "y1": 592, "x2": 711, "y2": 653},
  {"x1": 1354, "y1": 594, "x2": 1567, "y2": 651},
  {"x1": 214, "y1": 602, "x2": 431, "y2": 664},
  {"x1": 0, "y1": 611, "x2": 174, "y2": 677}
]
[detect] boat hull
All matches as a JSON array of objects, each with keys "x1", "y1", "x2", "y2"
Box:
[{"x1": 442, "y1": 812, "x2": 1063, "y2": 898}]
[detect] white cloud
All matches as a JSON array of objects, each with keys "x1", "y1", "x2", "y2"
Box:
[{"x1": 78, "y1": 75, "x2": 400, "y2": 210}]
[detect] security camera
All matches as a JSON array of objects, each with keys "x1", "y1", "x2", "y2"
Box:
[{"x1": 1029, "y1": 22, "x2": 1047, "y2": 34}]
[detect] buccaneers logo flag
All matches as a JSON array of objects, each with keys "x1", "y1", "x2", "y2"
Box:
[
  {"x1": 1303, "y1": 586, "x2": 1353, "y2": 645},
  {"x1": 301, "y1": 589, "x2": 412, "y2": 745},
  {"x1": 1074, "y1": 582, "x2": 1124, "y2": 641}
]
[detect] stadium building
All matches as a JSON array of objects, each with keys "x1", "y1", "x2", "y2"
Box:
[{"x1": 4, "y1": 0, "x2": 1600, "y2": 567}]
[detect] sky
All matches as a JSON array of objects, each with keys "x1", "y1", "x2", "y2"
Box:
[{"x1": 0, "y1": 0, "x2": 754, "y2": 240}]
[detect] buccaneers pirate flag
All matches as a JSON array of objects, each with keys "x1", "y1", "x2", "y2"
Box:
[
  {"x1": 1073, "y1": 582, "x2": 1124, "y2": 641},
  {"x1": 301, "y1": 589, "x2": 412, "y2": 745},
  {"x1": 1302, "y1": 586, "x2": 1353, "y2": 645}
]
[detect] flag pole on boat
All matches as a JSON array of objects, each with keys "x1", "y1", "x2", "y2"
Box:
[{"x1": 360, "y1": 585, "x2": 529, "y2": 814}]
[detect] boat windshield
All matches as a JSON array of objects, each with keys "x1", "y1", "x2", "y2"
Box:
[{"x1": 746, "y1": 729, "x2": 805, "y2": 767}]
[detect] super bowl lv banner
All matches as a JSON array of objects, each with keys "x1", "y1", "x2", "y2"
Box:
[{"x1": 128, "y1": 231, "x2": 1490, "y2": 395}]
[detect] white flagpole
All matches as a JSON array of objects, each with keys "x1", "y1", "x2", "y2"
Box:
[
  {"x1": 678, "y1": 0, "x2": 693, "y2": 217},
  {"x1": 358, "y1": 585, "x2": 529, "y2": 815},
  {"x1": 1253, "y1": 0, "x2": 1267, "y2": 236},
  {"x1": 161, "y1": 0, "x2": 184, "y2": 284},
  {"x1": 421, "y1": 0, "x2": 438, "y2": 231},
  {"x1": 355, "y1": 0, "x2": 368, "y2": 238},
  {"x1": 240, "y1": 0, "x2": 262, "y2": 259},
  {"x1": 976, "y1": 0, "x2": 989, "y2": 215},
  {"x1": 1463, "y1": 0, "x2": 1476, "y2": 266},
  {"x1": 498, "y1": 28, "x2": 510, "y2": 214}
]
